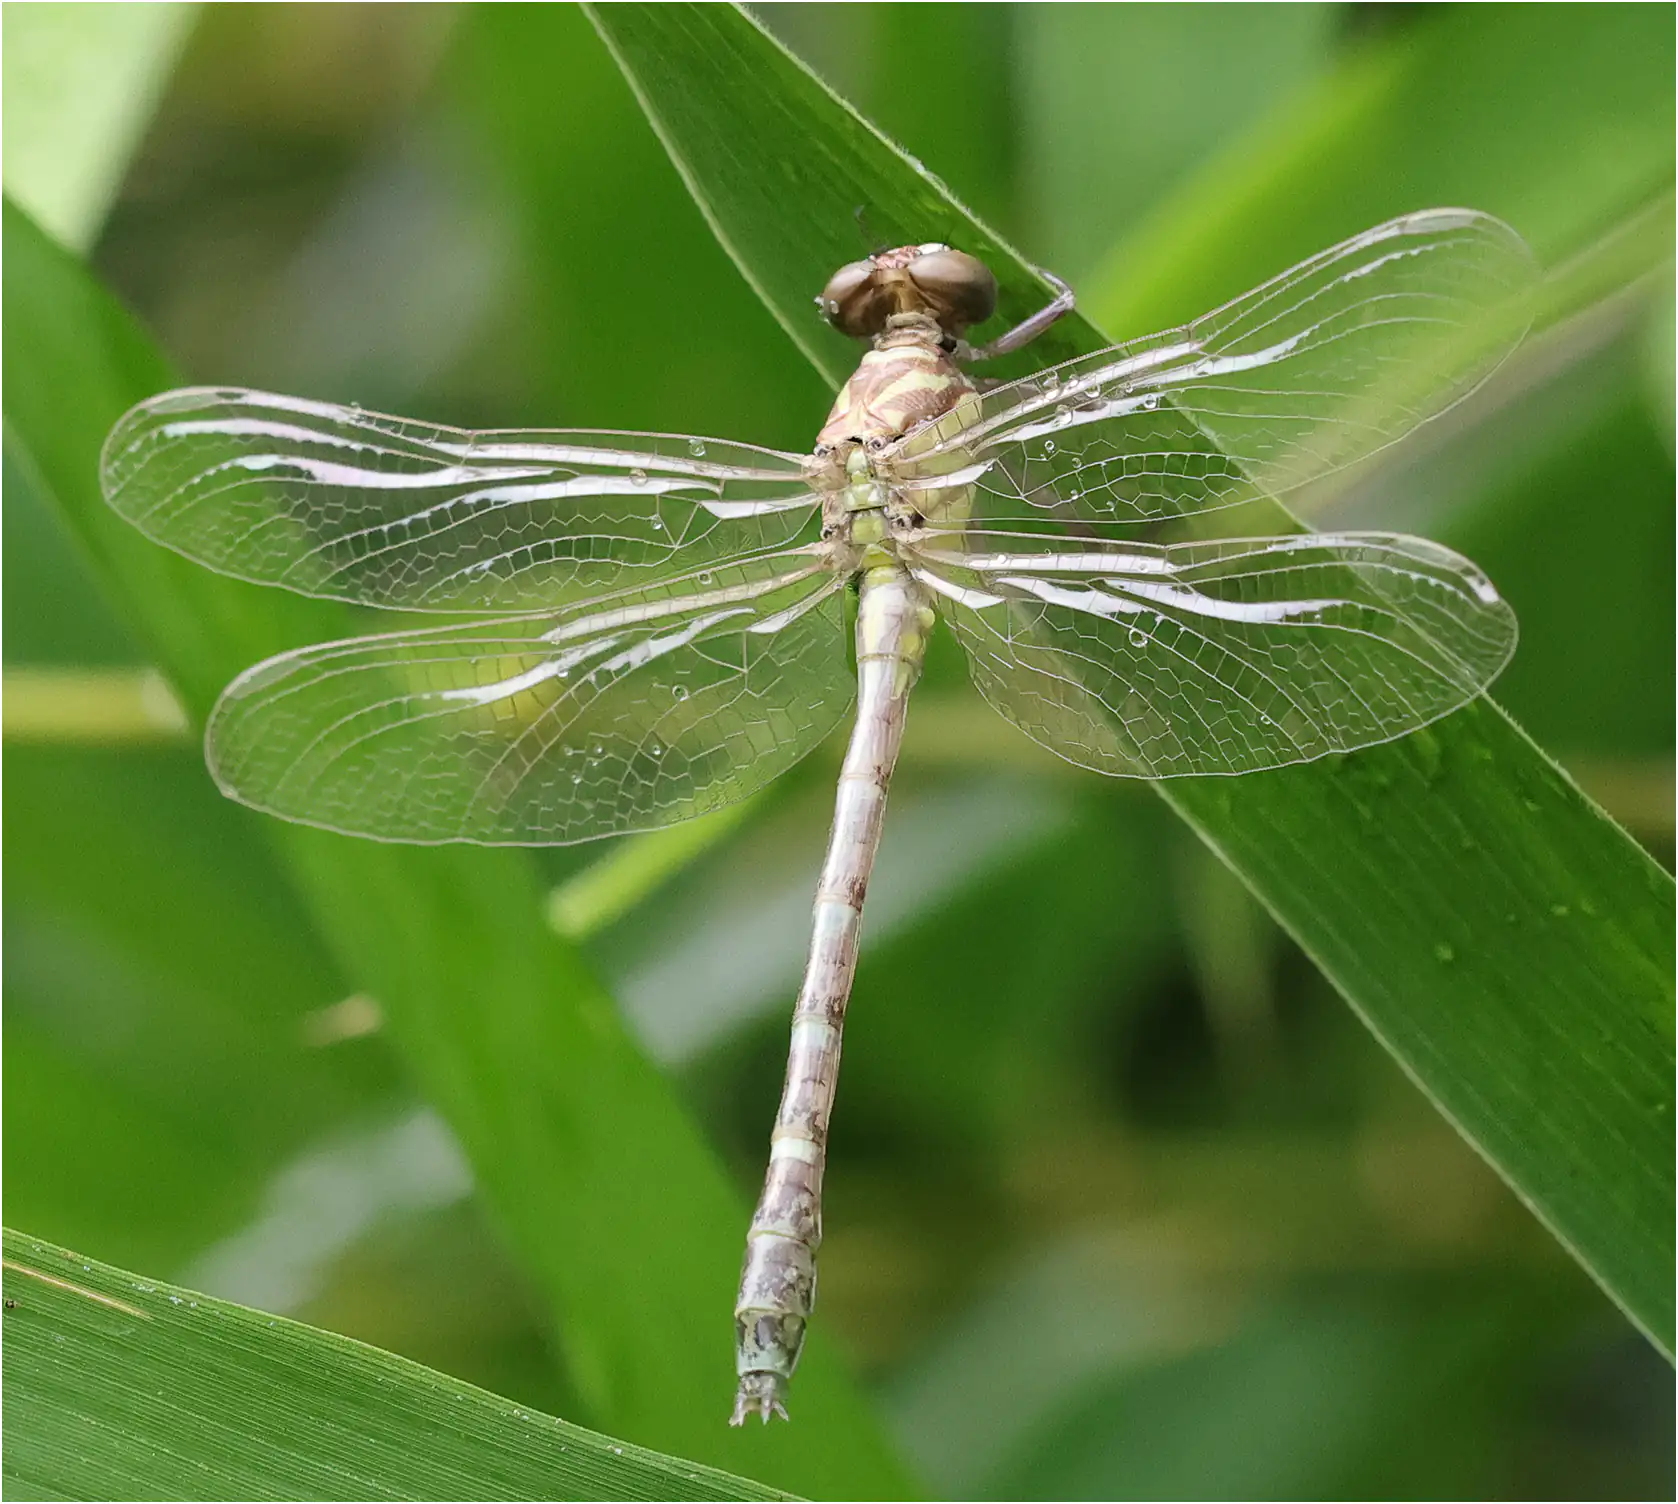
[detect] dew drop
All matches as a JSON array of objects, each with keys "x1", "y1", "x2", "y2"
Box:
[
  {"x1": 1128, "y1": 628, "x2": 1148, "y2": 647},
  {"x1": 629, "y1": 468, "x2": 648, "y2": 486},
  {"x1": 1042, "y1": 439, "x2": 1057, "y2": 457},
  {"x1": 1042, "y1": 370, "x2": 1061, "y2": 392},
  {"x1": 1140, "y1": 394, "x2": 1161, "y2": 411},
  {"x1": 697, "y1": 571, "x2": 714, "y2": 586},
  {"x1": 1051, "y1": 403, "x2": 1073, "y2": 428},
  {"x1": 687, "y1": 439, "x2": 707, "y2": 458},
  {"x1": 672, "y1": 685, "x2": 689, "y2": 702}
]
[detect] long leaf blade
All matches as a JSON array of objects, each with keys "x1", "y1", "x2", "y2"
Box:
[
  {"x1": 2, "y1": 1230, "x2": 795, "y2": 1502},
  {"x1": 587, "y1": 1, "x2": 1675, "y2": 1352}
]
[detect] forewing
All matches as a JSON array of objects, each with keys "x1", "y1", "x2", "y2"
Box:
[
  {"x1": 908, "y1": 531, "x2": 1515, "y2": 778},
  {"x1": 893, "y1": 210, "x2": 1535, "y2": 533},
  {"x1": 208, "y1": 561, "x2": 851, "y2": 843},
  {"x1": 102, "y1": 387, "x2": 821, "y2": 611}
]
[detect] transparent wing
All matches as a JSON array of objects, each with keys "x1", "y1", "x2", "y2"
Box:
[
  {"x1": 208, "y1": 559, "x2": 851, "y2": 843},
  {"x1": 906, "y1": 531, "x2": 1514, "y2": 778},
  {"x1": 892, "y1": 209, "x2": 1536, "y2": 533},
  {"x1": 102, "y1": 387, "x2": 821, "y2": 611}
]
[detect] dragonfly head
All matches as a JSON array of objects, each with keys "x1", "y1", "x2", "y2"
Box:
[{"x1": 816, "y1": 243, "x2": 997, "y2": 343}]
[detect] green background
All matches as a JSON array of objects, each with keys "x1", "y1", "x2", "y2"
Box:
[{"x1": 5, "y1": 4, "x2": 1673, "y2": 1499}]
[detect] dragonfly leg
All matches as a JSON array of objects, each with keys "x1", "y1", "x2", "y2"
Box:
[{"x1": 959, "y1": 270, "x2": 1076, "y2": 363}]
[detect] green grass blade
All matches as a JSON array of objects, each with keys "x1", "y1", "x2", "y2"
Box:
[
  {"x1": 585, "y1": 2, "x2": 1098, "y2": 391},
  {"x1": 587, "y1": 2, "x2": 1675, "y2": 1353},
  {"x1": 1, "y1": 196, "x2": 918, "y2": 1496},
  {"x1": 2, "y1": 1229, "x2": 796, "y2": 1502},
  {"x1": 1083, "y1": 2, "x2": 1676, "y2": 331},
  {"x1": 1, "y1": 2, "x2": 198, "y2": 253}
]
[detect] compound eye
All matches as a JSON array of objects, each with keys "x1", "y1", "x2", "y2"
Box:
[
  {"x1": 907, "y1": 249, "x2": 998, "y2": 332},
  {"x1": 817, "y1": 259, "x2": 879, "y2": 336}
]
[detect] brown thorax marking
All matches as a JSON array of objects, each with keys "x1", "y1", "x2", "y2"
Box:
[
  {"x1": 814, "y1": 313, "x2": 974, "y2": 454},
  {"x1": 807, "y1": 239, "x2": 1063, "y2": 567}
]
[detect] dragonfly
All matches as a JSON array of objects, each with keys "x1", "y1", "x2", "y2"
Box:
[{"x1": 101, "y1": 207, "x2": 1531, "y2": 1426}]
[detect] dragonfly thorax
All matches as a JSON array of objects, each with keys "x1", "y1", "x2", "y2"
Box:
[{"x1": 814, "y1": 319, "x2": 976, "y2": 453}]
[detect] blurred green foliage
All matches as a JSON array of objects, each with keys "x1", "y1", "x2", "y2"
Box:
[{"x1": 4, "y1": 4, "x2": 1673, "y2": 1499}]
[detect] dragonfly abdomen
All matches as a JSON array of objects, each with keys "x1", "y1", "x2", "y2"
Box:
[{"x1": 731, "y1": 566, "x2": 930, "y2": 1425}]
